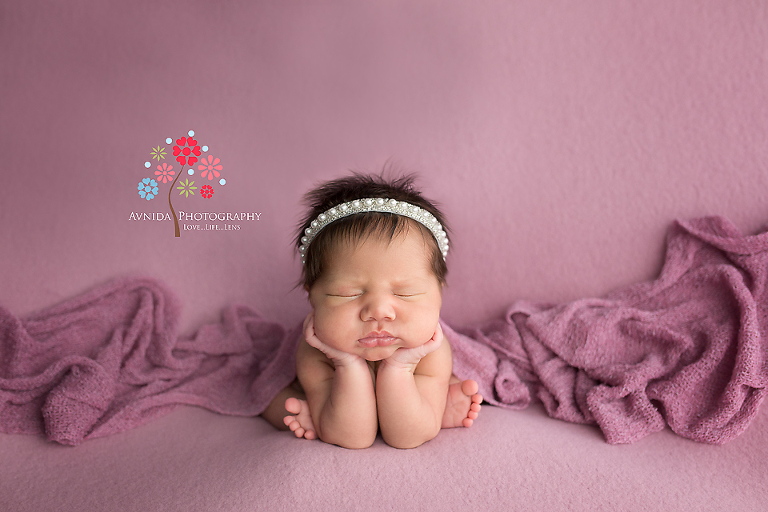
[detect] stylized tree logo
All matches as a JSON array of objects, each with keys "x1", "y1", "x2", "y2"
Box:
[{"x1": 136, "y1": 130, "x2": 226, "y2": 237}]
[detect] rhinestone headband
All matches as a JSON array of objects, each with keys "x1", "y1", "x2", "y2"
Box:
[{"x1": 299, "y1": 197, "x2": 449, "y2": 264}]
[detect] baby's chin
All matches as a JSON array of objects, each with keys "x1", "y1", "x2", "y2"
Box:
[
  {"x1": 357, "y1": 344, "x2": 404, "y2": 362},
  {"x1": 358, "y1": 338, "x2": 425, "y2": 361},
  {"x1": 360, "y1": 347, "x2": 398, "y2": 362}
]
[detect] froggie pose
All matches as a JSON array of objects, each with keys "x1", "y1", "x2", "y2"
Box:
[{"x1": 261, "y1": 173, "x2": 482, "y2": 449}]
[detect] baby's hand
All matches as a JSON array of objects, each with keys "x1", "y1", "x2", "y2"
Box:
[
  {"x1": 381, "y1": 323, "x2": 443, "y2": 372},
  {"x1": 303, "y1": 312, "x2": 366, "y2": 368}
]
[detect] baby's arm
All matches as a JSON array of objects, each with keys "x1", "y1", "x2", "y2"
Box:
[
  {"x1": 296, "y1": 315, "x2": 378, "y2": 449},
  {"x1": 376, "y1": 324, "x2": 453, "y2": 449}
]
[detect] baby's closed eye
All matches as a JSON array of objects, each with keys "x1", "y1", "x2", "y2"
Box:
[
  {"x1": 327, "y1": 292, "x2": 362, "y2": 298},
  {"x1": 394, "y1": 291, "x2": 425, "y2": 298},
  {"x1": 325, "y1": 290, "x2": 424, "y2": 299}
]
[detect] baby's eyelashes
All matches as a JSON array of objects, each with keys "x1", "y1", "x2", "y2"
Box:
[
  {"x1": 394, "y1": 292, "x2": 426, "y2": 298},
  {"x1": 325, "y1": 291, "x2": 425, "y2": 299},
  {"x1": 326, "y1": 291, "x2": 363, "y2": 298}
]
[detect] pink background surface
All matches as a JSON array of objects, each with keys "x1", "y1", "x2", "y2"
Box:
[
  {"x1": 2, "y1": 404, "x2": 766, "y2": 511},
  {"x1": 2, "y1": 3, "x2": 768, "y2": 511},
  {"x1": 2, "y1": 1, "x2": 768, "y2": 332}
]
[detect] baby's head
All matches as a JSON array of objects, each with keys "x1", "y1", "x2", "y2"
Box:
[
  {"x1": 295, "y1": 172, "x2": 450, "y2": 360},
  {"x1": 296, "y1": 173, "x2": 450, "y2": 291}
]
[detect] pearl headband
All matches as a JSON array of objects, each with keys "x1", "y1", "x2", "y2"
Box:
[{"x1": 299, "y1": 197, "x2": 449, "y2": 264}]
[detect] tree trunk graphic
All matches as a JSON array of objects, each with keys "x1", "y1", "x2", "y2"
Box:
[{"x1": 168, "y1": 164, "x2": 185, "y2": 237}]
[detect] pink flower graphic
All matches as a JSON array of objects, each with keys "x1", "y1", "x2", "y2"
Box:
[
  {"x1": 154, "y1": 162, "x2": 175, "y2": 183},
  {"x1": 201, "y1": 184, "x2": 214, "y2": 198},
  {"x1": 198, "y1": 155, "x2": 223, "y2": 180}
]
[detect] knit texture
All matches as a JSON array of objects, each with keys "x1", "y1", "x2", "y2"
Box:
[
  {"x1": 451, "y1": 216, "x2": 768, "y2": 443},
  {"x1": 0, "y1": 277, "x2": 300, "y2": 445},
  {"x1": 1, "y1": 217, "x2": 766, "y2": 445}
]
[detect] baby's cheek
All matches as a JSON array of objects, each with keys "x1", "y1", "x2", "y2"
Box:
[
  {"x1": 413, "y1": 305, "x2": 441, "y2": 336},
  {"x1": 311, "y1": 312, "x2": 349, "y2": 350},
  {"x1": 404, "y1": 318, "x2": 441, "y2": 348}
]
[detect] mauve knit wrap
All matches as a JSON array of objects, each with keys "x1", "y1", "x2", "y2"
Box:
[{"x1": 1, "y1": 216, "x2": 766, "y2": 445}]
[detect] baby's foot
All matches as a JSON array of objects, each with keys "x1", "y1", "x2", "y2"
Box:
[
  {"x1": 442, "y1": 379, "x2": 482, "y2": 429},
  {"x1": 283, "y1": 397, "x2": 317, "y2": 440}
]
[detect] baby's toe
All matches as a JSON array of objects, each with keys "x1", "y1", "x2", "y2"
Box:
[
  {"x1": 285, "y1": 416, "x2": 303, "y2": 432},
  {"x1": 461, "y1": 380, "x2": 479, "y2": 396},
  {"x1": 285, "y1": 397, "x2": 302, "y2": 415}
]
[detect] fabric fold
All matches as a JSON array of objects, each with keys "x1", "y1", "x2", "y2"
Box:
[
  {"x1": 451, "y1": 216, "x2": 768, "y2": 444},
  {"x1": 0, "y1": 277, "x2": 299, "y2": 445},
  {"x1": 1, "y1": 216, "x2": 766, "y2": 445}
]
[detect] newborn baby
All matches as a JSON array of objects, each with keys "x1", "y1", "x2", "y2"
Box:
[{"x1": 261, "y1": 173, "x2": 481, "y2": 449}]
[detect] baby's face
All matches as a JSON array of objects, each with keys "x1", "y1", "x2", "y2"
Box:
[{"x1": 308, "y1": 227, "x2": 442, "y2": 362}]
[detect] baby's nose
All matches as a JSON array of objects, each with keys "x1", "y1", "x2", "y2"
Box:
[{"x1": 361, "y1": 295, "x2": 396, "y2": 322}]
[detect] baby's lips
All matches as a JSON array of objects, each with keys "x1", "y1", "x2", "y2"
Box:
[{"x1": 357, "y1": 336, "x2": 397, "y2": 348}]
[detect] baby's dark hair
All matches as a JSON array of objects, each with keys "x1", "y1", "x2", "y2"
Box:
[{"x1": 296, "y1": 171, "x2": 450, "y2": 290}]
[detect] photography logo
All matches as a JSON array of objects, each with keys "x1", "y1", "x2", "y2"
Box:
[{"x1": 132, "y1": 129, "x2": 253, "y2": 237}]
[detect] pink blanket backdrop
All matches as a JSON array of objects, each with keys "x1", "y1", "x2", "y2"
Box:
[{"x1": 2, "y1": 1, "x2": 768, "y2": 511}]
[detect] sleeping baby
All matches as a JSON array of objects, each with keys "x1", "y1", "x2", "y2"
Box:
[{"x1": 261, "y1": 172, "x2": 482, "y2": 449}]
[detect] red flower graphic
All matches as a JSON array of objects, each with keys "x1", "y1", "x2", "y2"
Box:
[
  {"x1": 201, "y1": 184, "x2": 214, "y2": 198},
  {"x1": 173, "y1": 136, "x2": 202, "y2": 167}
]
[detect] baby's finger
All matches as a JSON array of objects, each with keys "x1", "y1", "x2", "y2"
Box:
[
  {"x1": 303, "y1": 312, "x2": 315, "y2": 338},
  {"x1": 304, "y1": 330, "x2": 335, "y2": 356},
  {"x1": 431, "y1": 322, "x2": 444, "y2": 344},
  {"x1": 417, "y1": 328, "x2": 443, "y2": 357},
  {"x1": 420, "y1": 338, "x2": 441, "y2": 358},
  {"x1": 387, "y1": 335, "x2": 442, "y2": 367},
  {"x1": 302, "y1": 315, "x2": 328, "y2": 352}
]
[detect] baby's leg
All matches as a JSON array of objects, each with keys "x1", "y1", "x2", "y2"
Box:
[
  {"x1": 441, "y1": 375, "x2": 482, "y2": 429},
  {"x1": 261, "y1": 380, "x2": 316, "y2": 439}
]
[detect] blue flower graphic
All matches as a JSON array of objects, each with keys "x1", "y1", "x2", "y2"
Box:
[{"x1": 138, "y1": 178, "x2": 159, "y2": 200}]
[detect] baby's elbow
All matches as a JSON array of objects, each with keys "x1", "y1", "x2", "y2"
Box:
[
  {"x1": 341, "y1": 437, "x2": 376, "y2": 450},
  {"x1": 321, "y1": 430, "x2": 376, "y2": 450},
  {"x1": 383, "y1": 426, "x2": 440, "y2": 450},
  {"x1": 386, "y1": 438, "x2": 424, "y2": 450}
]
